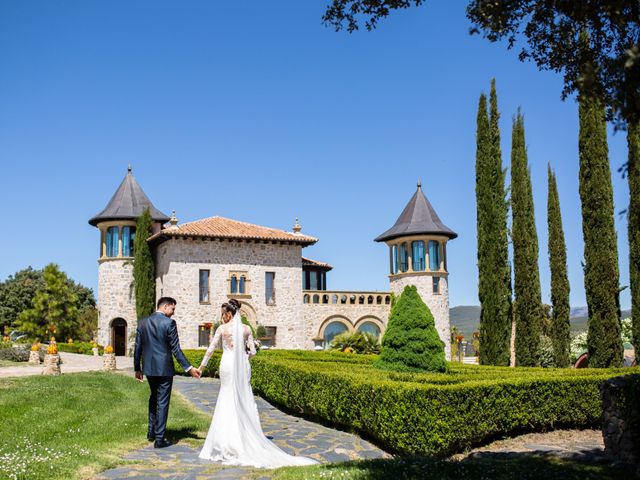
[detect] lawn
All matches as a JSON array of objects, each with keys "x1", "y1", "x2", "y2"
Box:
[
  {"x1": 0, "y1": 359, "x2": 28, "y2": 368},
  {"x1": 0, "y1": 372, "x2": 209, "y2": 479},
  {"x1": 270, "y1": 454, "x2": 629, "y2": 480}
]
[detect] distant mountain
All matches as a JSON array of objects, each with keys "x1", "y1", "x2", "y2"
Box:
[{"x1": 450, "y1": 305, "x2": 631, "y2": 337}]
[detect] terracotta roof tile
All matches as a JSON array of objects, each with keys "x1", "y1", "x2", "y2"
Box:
[
  {"x1": 302, "y1": 257, "x2": 333, "y2": 270},
  {"x1": 148, "y1": 216, "x2": 317, "y2": 246}
]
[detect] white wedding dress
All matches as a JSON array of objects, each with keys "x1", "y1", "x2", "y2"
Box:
[{"x1": 198, "y1": 312, "x2": 318, "y2": 468}]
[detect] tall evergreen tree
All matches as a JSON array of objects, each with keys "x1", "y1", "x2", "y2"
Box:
[
  {"x1": 628, "y1": 120, "x2": 640, "y2": 363},
  {"x1": 16, "y1": 263, "x2": 78, "y2": 340},
  {"x1": 476, "y1": 80, "x2": 512, "y2": 366},
  {"x1": 133, "y1": 208, "x2": 156, "y2": 319},
  {"x1": 578, "y1": 36, "x2": 623, "y2": 368},
  {"x1": 547, "y1": 164, "x2": 571, "y2": 367},
  {"x1": 510, "y1": 112, "x2": 543, "y2": 366}
]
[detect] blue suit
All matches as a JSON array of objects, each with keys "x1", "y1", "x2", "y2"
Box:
[{"x1": 134, "y1": 312, "x2": 192, "y2": 441}]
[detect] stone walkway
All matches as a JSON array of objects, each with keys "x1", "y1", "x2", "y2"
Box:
[
  {"x1": 0, "y1": 352, "x2": 133, "y2": 378},
  {"x1": 97, "y1": 376, "x2": 389, "y2": 479}
]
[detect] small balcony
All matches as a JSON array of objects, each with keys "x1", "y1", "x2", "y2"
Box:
[{"x1": 303, "y1": 290, "x2": 392, "y2": 306}]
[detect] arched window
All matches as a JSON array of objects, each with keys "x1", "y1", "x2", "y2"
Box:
[
  {"x1": 323, "y1": 321, "x2": 348, "y2": 349},
  {"x1": 367, "y1": 295, "x2": 374, "y2": 304},
  {"x1": 350, "y1": 295, "x2": 356, "y2": 305},
  {"x1": 429, "y1": 240, "x2": 440, "y2": 271},
  {"x1": 106, "y1": 227, "x2": 119, "y2": 257},
  {"x1": 322, "y1": 294, "x2": 329, "y2": 304},
  {"x1": 313, "y1": 294, "x2": 320, "y2": 304},
  {"x1": 122, "y1": 226, "x2": 136, "y2": 257},
  {"x1": 239, "y1": 276, "x2": 246, "y2": 294},
  {"x1": 332, "y1": 294, "x2": 338, "y2": 304},
  {"x1": 399, "y1": 243, "x2": 409, "y2": 272},
  {"x1": 340, "y1": 295, "x2": 347, "y2": 304},
  {"x1": 230, "y1": 275, "x2": 238, "y2": 294},
  {"x1": 376, "y1": 295, "x2": 382, "y2": 305},
  {"x1": 303, "y1": 294, "x2": 310, "y2": 304},
  {"x1": 357, "y1": 321, "x2": 381, "y2": 339},
  {"x1": 391, "y1": 245, "x2": 399, "y2": 274},
  {"x1": 412, "y1": 240, "x2": 426, "y2": 271},
  {"x1": 385, "y1": 296, "x2": 391, "y2": 305},
  {"x1": 358, "y1": 295, "x2": 365, "y2": 304}
]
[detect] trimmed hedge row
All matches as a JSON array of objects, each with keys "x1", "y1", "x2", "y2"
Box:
[
  {"x1": 57, "y1": 342, "x2": 104, "y2": 355},
  {"x1": 176, "y1": 349, "x2": 635, "y2": 456}
]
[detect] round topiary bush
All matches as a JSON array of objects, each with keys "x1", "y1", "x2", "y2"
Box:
[{"x1": 374, "y1": 285, "x2": 447, "y2": 373}]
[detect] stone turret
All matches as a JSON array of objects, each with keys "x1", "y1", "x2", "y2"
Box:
[
  {"x1": 375, "y1": 181, "x2": 457, "y2": 359},
  {"x1": 89, "y1": 166, "x2": 170, "y2": 355}
]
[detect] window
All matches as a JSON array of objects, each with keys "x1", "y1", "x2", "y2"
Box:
[
  {"x1": 122, "y1": 226, "x2": 136, "y2": 257},
  {"x1": 239, "y1": 275, "x2": 246, "y2": 294},
  {"x1": 412, "y1": 240, "x2": 426, "y2": 271},
  {"x1": 391, "y1": 245, "x2": 398, "y2": 274},
  {"x1": 199, "y1": 270, "x2": 210, "y2": 303},
  {"x1": 400, "y1": 243, "x2": 409, "y2": 272},
  {"x1": 429, "y1": 240, "x2": 440, "y2": 271},
  {"x1": 433, "y1": 276, "x2": 440, "y2": 294},
  {"x1": 229, "y1": 271, "x2": 249, "y2": 295},
  {"x1": 198, "y1": 324, "x2": 211, "y2": 347},
  {"x1": 323, "y1": 321, "x2": 348, "y2": 349},
  {"x1": 106, "y1": 227, "x2": 119, "y2": 257},
  {"x1": 357, "y1": 322, "x2": 381, "y2": 339},
  {"x1": 230, "y1": 275, "x2": 238, "y2": 294},
  {"x1": 265, "y1": 272, "x2": 275, "y2": 305},
  {"x1": 309, "y1": 270, "x2": 318, "y2": 290}
]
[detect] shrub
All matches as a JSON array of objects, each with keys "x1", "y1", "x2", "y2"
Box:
[
  {"x1": 0, "y1": 345, "x2": 30, "y2": 362},
  {"x1": 374, "y1": 285, "x2": 447, "y2": 373},
  {"x1": 537, "y1": 335, "x2": 556, "y2": 368},
  {"x1": 329, "y1": 331, "x2": 381, "y2": 354},
  {"x1": 57, "y1": 342, "x2": 104, "y2": 355},
  {"x1": 174, "y1": 350, "x2": 222, "y2": 377},
  {"x1": 249, "y1": 350, "x2": 634, "y2": 457},
  {"x1": 571, "y1": 331, "x2": 589, "y2": 364}
]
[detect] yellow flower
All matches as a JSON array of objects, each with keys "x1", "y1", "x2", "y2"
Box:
[
  {"x1": 47, "y1": 344, "x2": 58, "y2": 355},
  {"x1": 105, "y1": 345, "x2": 114, "y2": 354},
  {"x1": 31, "y1": 343, "x2": 40, "y2": 352}
]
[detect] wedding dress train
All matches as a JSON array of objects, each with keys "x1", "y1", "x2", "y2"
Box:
[{"x1": 198, "y1": 312, "x2": 318, "y2": 468}]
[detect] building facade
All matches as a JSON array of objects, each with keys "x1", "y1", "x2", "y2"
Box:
[{"x1": 90, "y1": 169, "x2": 457, "y2": 357}]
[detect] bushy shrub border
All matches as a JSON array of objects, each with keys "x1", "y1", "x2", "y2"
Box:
[
  {"x1": 57, "y1": 342, "x2": 104, "y2": 355},
  {"x1": 177, "y1": 349, "x2": 634, "y2": 456}
]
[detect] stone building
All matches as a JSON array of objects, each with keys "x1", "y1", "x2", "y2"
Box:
[{"x1": 90, "y1": 169, "x2": 457, "y2": 357}]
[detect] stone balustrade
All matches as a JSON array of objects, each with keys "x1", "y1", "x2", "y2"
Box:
[{"x1": 303, "y1": 290, "x2": 392, "y2": 306}]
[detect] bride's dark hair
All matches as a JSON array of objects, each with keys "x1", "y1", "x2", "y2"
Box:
[{"x1": 222, "y1": 298, "x2": 241, "y2": 315}]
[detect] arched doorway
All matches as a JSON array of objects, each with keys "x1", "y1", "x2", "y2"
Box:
[{"x1": 111, "y1": 318, "x2": 127, "y2": 356}]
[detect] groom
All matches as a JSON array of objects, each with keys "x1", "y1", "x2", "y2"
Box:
[{"x1": 134, "y1": 297, "x2": 200, "y2": 448}]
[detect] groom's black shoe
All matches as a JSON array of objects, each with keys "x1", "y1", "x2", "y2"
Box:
[
  {"x1": 153, "y1": 438, "x2": 173, "y2": 449},
  {"x1": 147, "y1": 434, "x2": 155, "y2": 442}
]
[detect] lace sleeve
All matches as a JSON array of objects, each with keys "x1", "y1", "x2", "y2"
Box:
[
  {"x1": 200, "y1": 325, "x2": 222, "y2": 369},
  {"x1": 245, "y1": 325, "x2": 256, "y2": 359}
]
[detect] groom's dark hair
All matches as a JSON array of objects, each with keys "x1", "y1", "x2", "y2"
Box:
[{"x1": 157, "y1": 297, "x2": 177, "y2": 309}]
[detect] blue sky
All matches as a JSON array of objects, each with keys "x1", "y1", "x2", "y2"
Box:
[{"x1": 0, "y1": 1, "x2": 632, "y2": 309}]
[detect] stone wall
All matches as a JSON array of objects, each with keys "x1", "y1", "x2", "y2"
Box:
[
  {"x1": 301, "y1": 295, "x2": 391, "y2": 349},
  {"x1": 155, "y1": 237, "x2": 307, "y2": 349},
  {"x1": 601, "y1": 374, "x2": 640, "y2": 465},
  {"x1": 97, "y1": 259, "x2": 137, "y2": 353},
  {"x1": 390, "y1": 273, "x2": 451, "y2": 359}
]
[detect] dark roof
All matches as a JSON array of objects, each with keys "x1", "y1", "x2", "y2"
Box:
[
  {"x1": 88, "y1": 167, "x2": 171, "y2": 226},
  {"x1": 147, "y1": 216, "x2": 318, "y2": 246},
  {"x1": 302, "y1": 257, "x2": 333, "y2": 270},
  {"x1": 374, "y1": 181, "x2": 458, "y2": 242}
]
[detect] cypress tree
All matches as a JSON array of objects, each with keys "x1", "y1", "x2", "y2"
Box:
[
  {"x1": 511, "y1": 112, "x2": 543, "y2": 366},
  {"x1": 133, "y1": 208, "x2": 156, "y2": 319},
  {"x1": 578, "y1": 36, "x2": 623, "y2": 368},
  {"x1": 476, "y1": 80, "x2": 512, "y2": 366},
  {"x1": 547, "y1": 164, "x2": 571, "y2": 367},
  {"x1": 628, "y1": 120, "x2": 640, "y2": 363},
  {"x1": 374, "y1": 285, "x2": 447, "y2": 373}
]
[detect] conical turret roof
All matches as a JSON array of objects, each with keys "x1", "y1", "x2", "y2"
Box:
[
  {"x1": 88, "y1": 167, "x2": 171, "y2": 226},
  {"x1": 375, "y1": 181, "x2": 457, "y2": 242}
]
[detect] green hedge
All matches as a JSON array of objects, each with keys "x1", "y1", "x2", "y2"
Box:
[
  {"x1": 57, "y1": 342, "x2": 104, "y2": 355},
  {"x1": 253, "y1": 351, "x2": 634, "y2": 456}
]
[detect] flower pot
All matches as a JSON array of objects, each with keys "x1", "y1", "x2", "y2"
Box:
[
  {"x1": 42, "y1": 354, "x2": 61, "y2": 375},
  {"x1": 102, "y1": 353, "x2": 117, "y2": 371}
]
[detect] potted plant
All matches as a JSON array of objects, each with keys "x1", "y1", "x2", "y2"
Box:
[
  {"x1": 28, "y1": 342, "x2": 41, "y2": 365},
  {"x1": 42, "y1": 343, "x2": 61, "y2": 375}
]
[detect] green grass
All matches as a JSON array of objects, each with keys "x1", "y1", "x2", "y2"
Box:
[
  {"x1": 271, "y1": 455, "x2": 631, "y2": 480},
  {"x1": 0, "y1": 359, "x2": 28, "y2": 367},
  {"x1": 0, "y1": 372, "x2": 210, "y2": 479}
]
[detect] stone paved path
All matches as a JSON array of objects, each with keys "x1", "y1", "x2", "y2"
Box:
[
  {"x1": 0, "y1": 352, "x2": 133, "y2": 378},
  {"x1": 97, "y1": 376, "x2": 389, "y2": 479}
]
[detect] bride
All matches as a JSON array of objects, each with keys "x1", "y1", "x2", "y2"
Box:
[{"x1": 197, "y1": 298, "x2": 318, "y2": 468}]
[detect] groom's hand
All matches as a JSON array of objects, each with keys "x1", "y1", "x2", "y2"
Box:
[
  {"x1": 135, "y1": 371, "x2": 144, "y2": 382},
  {"x1": 189, "y1": 367, "x2": 201, "y2": 379}
]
